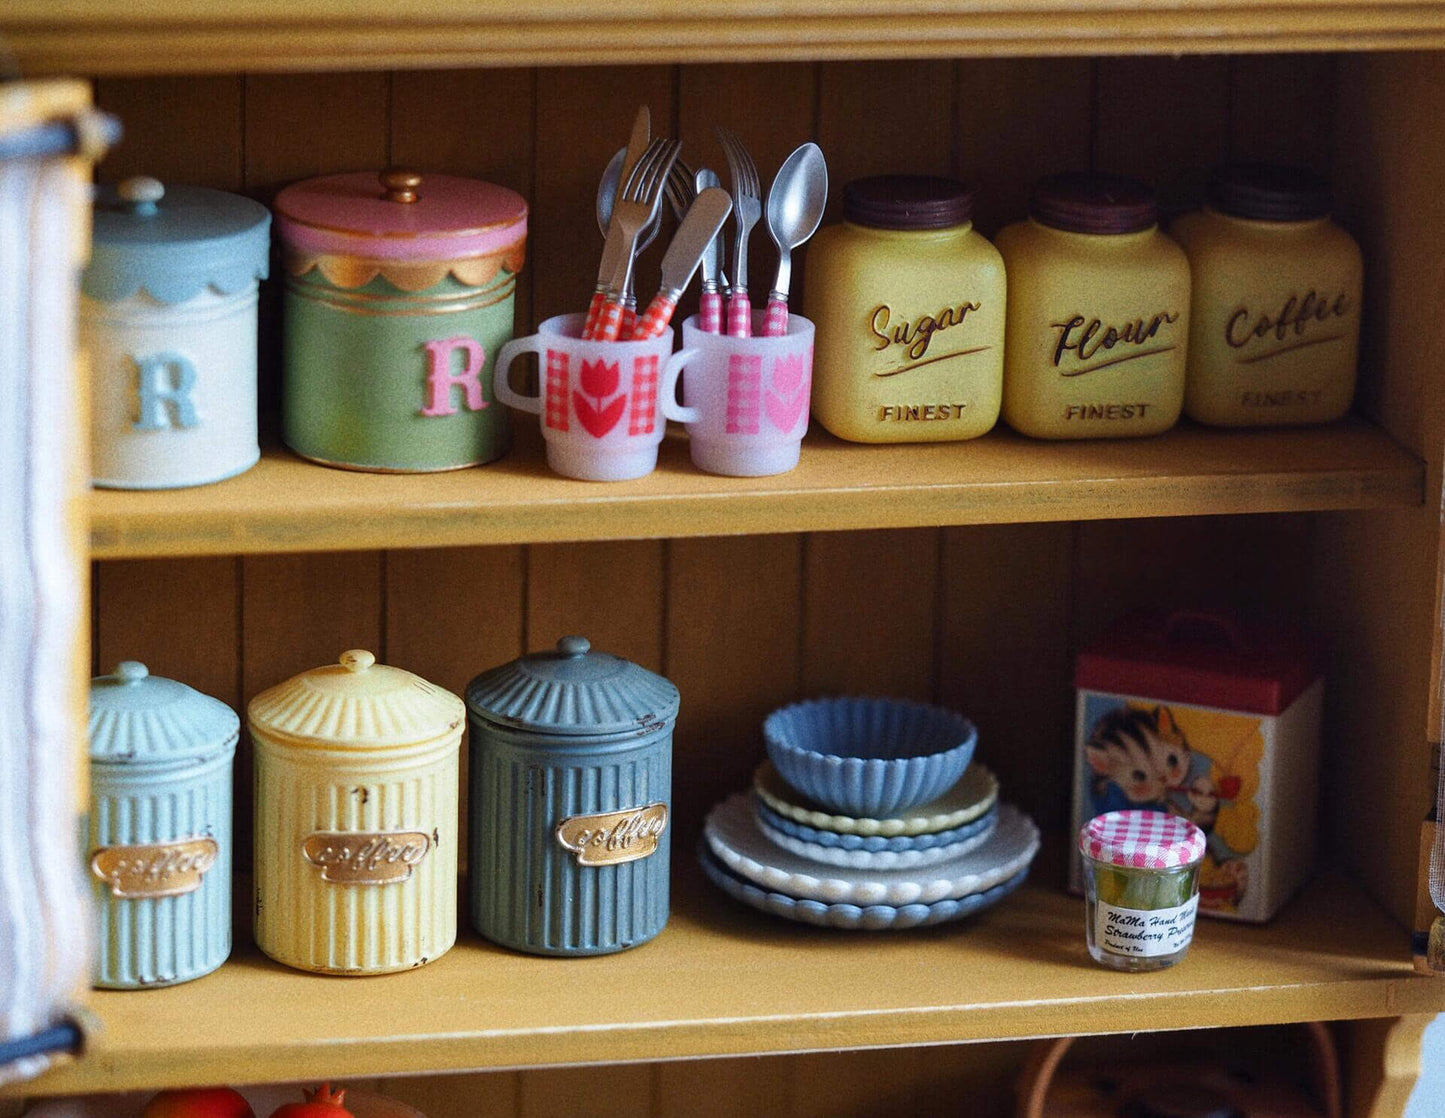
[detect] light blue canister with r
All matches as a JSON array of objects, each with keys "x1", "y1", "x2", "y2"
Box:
[
  {"x1": 88, "y1": 661, "x2": 239, "y2": 988},
  {"x1": 466, "y1": 636, "x2": 679, "y2": 956}
]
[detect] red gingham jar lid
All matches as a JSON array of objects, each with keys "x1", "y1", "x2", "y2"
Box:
[{"x1": 1079, "y1": 810, "x2": 1206, "y2": 869}]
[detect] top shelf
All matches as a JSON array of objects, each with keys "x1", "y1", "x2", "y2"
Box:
[
  {"x1": 89, "y1": 418, "x2": 1422, "y2": 559},
  {"x1": 10, "y1": 0, "x2": 1445, "y2": 74}
]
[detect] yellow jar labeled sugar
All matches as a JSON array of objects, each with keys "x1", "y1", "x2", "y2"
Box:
[
  {"x1": 1171, "y1": 164, "x2": 1362, "y2": 427},
  {"x1": 997, "y1": 173, "x2": 1190, "y2": 440},
  {"x1": 806, "y1": 176, "x2": 1005, "y2": 443}
]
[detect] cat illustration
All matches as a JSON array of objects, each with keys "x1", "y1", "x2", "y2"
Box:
[{"x1": 1084, "y1": 706, "x2": 1173, "y2": 815}]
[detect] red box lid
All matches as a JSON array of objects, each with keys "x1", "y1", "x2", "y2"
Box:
[{"x1": 1075, "y1": 610, "x2": 1321, "y2": 716}]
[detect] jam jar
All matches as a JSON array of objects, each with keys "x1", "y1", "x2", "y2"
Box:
[
  {"x1": 88, "y1": 662, "x2": 240, "y2": 988},
  {"x1": 1080, "y1": 809, "x2": 1206, "y2": 972},
  {"x1": 466, "y1": 636, "x2": 679, "y2": 956},
  {"x1": 249, "y1": 650, "x2": 464, "y2": 975},
  {"x1": 1171, "y1": 163, "x2": 1363, "y2": 427},
  {"x1": 996, "y1": 173, "x2": 1190, "y2": 439},
  {"x1": 805, "y1": 175, "x2": 1006, "y2": 443}
]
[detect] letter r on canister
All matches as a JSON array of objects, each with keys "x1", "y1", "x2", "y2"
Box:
[
  {"x1": 422, "y1": 336, "x2": 489, "y2": 417},
  {"x1": 133, "y1": 352, "x2": 199, "y2": 430}
]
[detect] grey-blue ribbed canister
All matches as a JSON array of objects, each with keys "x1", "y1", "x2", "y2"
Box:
[
  {"x1": 465, "y1": 635, "x2": 679, "y2": 956},
  {"x1": 87, "y1": 661, "x2": 239, "y2": 988}
]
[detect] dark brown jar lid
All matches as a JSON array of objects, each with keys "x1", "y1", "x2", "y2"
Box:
[
  {"x1": 1208, "y1": 162, "x2": 1332, "y2": 221},
  {"x1": 1030, "y1": 172, "x2": 1158, "y2": 235},
  {"x1": 843, "y1": 175, "x2": 976, "y2": 230}
]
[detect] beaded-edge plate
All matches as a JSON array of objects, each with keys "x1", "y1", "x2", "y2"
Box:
[
  {"x1": 757, "y1": 812, "x2": 997, "y2": 869},
  {"x1": 706, "y1": 793, "x2": 1039, "y2": 906},
  {"x1": 699, "y1": 841, "x2": 1031, "y2": 931},
  {"x1": 755, "y1": 796, "x2": 999, "y2": 852},
  {"x1": 753, "y1": 760, "x2": 998, "y2": 837}
]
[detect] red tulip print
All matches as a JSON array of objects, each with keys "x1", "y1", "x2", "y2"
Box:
[{"x1": 574, "y1": 357, "x2": 627, "y2": 438}]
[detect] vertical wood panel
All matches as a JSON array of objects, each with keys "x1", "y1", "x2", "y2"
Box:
[
  {"x1": 801, "y1": 529, "x2": 938, "y2": 700},
  {"x1": 93, "y1": 76, "x2": 244, "y2": 189},
  {"x1": 385, "y1": 1070, "x2": 521, "y2": 1115},
  {"x1": 518, "y1": 1064, "x2": 653, "y2": 1118},
  {"x1": 655, "y1": 1054, "x2": 786, "y2": 1117},
  {"x1": 243, "y1": 72, "x2": 390, "y2": 199},
  {"x1": 390, "y1": 67, "x2": 537, "y2": 334},
  {"x1": 526, "y1": 540, "x2": 665, "y2": 672},
  {"x1": 1096, "y1": 57, "x2": 1231, "y2": 219},
  {"x1": 954, "y1": 58, "x2": 1093, "y2": 235},
  {"x1": 938, "y1": 523, "x2": 1074, "y2": 834},
  {"x1": 665, "y1": 534, "x2": 802, "y2": 836},
  {"x1": 531, "y1": 66, "x2": 675, "y2": 324},
  {"x1": 1228, "y1": 54, "x2": 1336, "y2": 171}
]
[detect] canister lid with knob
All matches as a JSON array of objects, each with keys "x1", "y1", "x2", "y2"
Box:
[
  {"x1": 89, "y1": 660, "x2": 240, "y2": 766},
  {"x1": 464, "y1": 635, "x2": 680, "y2": 739},
  {"x1": 248, "y1": 648, "x2": 464, "y2": 751},
  {"x1": 84, "y1": 176, "x2": 271, "y2": 305}
]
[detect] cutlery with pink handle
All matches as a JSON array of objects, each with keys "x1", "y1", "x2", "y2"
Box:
[
  {"x1": 585, "y1": 107, "x2": 652, "y2": 340},
  {"x1": 629, "y1": 187, "x2": 733, "y2": 340},
  {"x1": 695, "y1": 167, "x2": 729, "y2": 333},
  {"x1": 763, "y1": 142, "x2": 827, "y2": 337},
  {"x1": 589, "y1": 138, "x2": 682, "y2": 342},
  {"x1": 717, "y1": 128, "x2": 761, "y2": 338}
]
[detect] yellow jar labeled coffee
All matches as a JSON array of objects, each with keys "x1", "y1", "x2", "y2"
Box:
[
  {"x1": 806, "y1": 176, "x2": 1005, "y2": 442},
  {"x1": 997, "y1": 174, "x2": 1190, "y2": 439},
  {"x1": 1171, "y1": 164, "x2": 1362, "y2": 426},
  {"x1": 250, "y1": 649, "x2": 463, "y2": 975}
]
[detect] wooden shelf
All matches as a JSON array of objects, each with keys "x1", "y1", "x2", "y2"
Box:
[
  {"x1": 10, "y1": 0, "x2": 1445, "y2": 73},
  {"x1": 14, "y1": 866, "x2": 1443, "y2": 1097},
  {"x1": 88, "y1": 418, "x2": 1423, "y2": 559}
]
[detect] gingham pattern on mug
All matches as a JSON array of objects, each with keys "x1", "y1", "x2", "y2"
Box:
[
  {"x1": 629, "y1": 356, "x2": 659, "y2": 435},
  {"x1": 545, "y1": 350, "x2": 570, "y2": 431},
  {"x1": 725, "y1": 354, "x2": 762, "y2": 434},
  {"x1": 1079, "y1": 809, "x2": 1206, "y2": 869}
]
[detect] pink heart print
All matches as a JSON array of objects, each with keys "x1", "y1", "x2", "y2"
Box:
[
  {"x1": 764, "y1": 350, "x2": 810, "y2": 433},
  {"x1": 574, "y1": 357, "x2": 628, "y2": 438}
]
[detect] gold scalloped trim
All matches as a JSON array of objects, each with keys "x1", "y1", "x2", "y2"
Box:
[{"x1": 283, "y1": 242, "x2": 526, "y2": 292}]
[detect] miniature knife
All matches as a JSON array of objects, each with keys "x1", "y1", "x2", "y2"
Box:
[
  {"x1": 629, "y1": 187, "x2": 734, "y2": 340},
  {"x1": 584, "y1": 106, "x2": 651, "y2": 339}
]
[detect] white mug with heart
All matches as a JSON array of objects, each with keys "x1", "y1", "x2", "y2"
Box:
[
  {"x1": 679, "y1": 313, "x2": 814, "y2": 476},
  {"x1": 494, "y1": 313, "x2": 699, "y2": 481}
]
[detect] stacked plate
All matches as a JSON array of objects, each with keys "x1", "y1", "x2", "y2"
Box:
[{"x1": 700, "y1": 697, "x2": 1040, "y2": 931}]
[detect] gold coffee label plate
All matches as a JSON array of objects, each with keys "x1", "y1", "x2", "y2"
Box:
[
  {"x1": 302, "y1": 830, "x2": 433, "y2": 885},
  {"x1": 556, "y1": 803, "x2": 668, "y2": 867},
  {"x1": 90, "y1": 836, "x2": 220, "y2": 899}
]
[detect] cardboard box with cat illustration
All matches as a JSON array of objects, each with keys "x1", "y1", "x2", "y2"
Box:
[{"x1": 1070, "y1": 611, "x2": 1323, "y2": 923}]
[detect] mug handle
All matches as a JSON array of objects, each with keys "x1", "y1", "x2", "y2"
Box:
[
  {"x1": 492, "y1": 334, "x2": 547, "y2": 415},
  {"x1": 660, "y1": 346, "x2": 701, "y2": 425}
]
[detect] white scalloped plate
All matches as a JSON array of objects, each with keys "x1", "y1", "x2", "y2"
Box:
[
  {"x1": 757, "y1": 811, "x2": 997, "y2": 869},
  {"x1": 753, "y1": 760, "x2": 998, "y2": 837},
  {"x1": 706, "y1": 792, "x2": 1038, "y2": 905}
]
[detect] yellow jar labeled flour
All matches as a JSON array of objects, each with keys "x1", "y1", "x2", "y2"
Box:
[
  {"x1": 997, "y1": 173, "x2": 1190, "y2": 440},
  {"x1": 1171, "y1": 164, "x2": 1362, "y2": 427},
  {"x1": 806, "y1": 176, "x2": 1005, "y2": 442}
]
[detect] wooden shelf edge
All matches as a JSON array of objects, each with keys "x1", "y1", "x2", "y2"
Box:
[
  {"x1": 14, "y1": 868, "x2": 1445, "y2": 1097},
  {"x1": 88, "y1": 419, "x2": 1425, "y2": 560},
  {"x1": 9, "y1": 3, "x2": 1445, "y2": 73}
]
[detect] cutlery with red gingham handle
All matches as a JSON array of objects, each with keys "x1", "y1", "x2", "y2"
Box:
[{"x1": 629, "y1": 187, "x2": 734, "y2": 340}]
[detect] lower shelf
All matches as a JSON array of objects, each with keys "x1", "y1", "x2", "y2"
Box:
[{"x1": 16, "y1": 866, "x2": 1445, "y2": 1097}]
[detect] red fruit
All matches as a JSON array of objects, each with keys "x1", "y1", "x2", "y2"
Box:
[
  {"x1": 141, "y1": 1087, "x2": 255, "y2": 1118},
  {"x1": 270, "y1": 1084, "x2": 355, "y2": 1118}
]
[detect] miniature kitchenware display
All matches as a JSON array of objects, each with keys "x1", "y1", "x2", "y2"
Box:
[{"x1": 10, "y1": 41, "x2": 1442, "y2": 1113}]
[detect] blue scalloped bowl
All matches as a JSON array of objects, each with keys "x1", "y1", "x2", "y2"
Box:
[
  {"x1": 698, "y1": 840, "x2": 1028, "y2": 930},
  {"x1": 763, "y1": 697, "x2": 978, "y2": 816},
  {"x1": 754, "y1": 796, "x2": 998, "y2": 852}
]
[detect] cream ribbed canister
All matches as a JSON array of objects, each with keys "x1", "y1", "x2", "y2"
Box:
[{"x1": 249, "y1": 649, "x2": 463, "y2": 975}]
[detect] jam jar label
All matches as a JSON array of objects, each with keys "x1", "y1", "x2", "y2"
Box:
[
  {"x1": 1096, "y1": 894, "x2": 1199, "y2": 958},
  {"x1": 556, "y1": 803, "x2": 669, "y2": 867},
  {"x1": 90, "y1": 836, "x2": 220, "y2": 899},
  {"x1": 302, "y1": 830, "x2": 434, "y2": 885},
  {"x1": 1050, "y1": 310, "x2": 1181, "y2": 377},
  {"x1": 1224, "y1": 289, "x2": 1352, "y2": 366}
]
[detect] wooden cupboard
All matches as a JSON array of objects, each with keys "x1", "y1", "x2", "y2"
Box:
[{"x1": 4, "y1": 2, "x2": 1445, "y2": 1112}]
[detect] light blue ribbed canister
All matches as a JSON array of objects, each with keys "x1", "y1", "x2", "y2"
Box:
[
  {"x1": 466, "y1": 636, "x2": 679, "y2": 956},
  {"x1": 88, "y1": 661, "x2": 238, "y2": 988}
]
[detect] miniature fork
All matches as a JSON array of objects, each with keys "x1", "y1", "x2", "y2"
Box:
[
  {"x1": 717, "y1": 128, "x2": 761, "y2": 338},
  {"x1": 587, "y1": 138, "x2": 682, "y2": 342}
]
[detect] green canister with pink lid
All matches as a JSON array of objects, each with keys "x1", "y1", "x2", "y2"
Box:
[{"x1": 275, "y1": 169, "x2": 528, "y2": 472}]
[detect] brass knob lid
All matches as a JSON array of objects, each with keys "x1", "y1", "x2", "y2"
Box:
[{"x1": 380, "y1": 168, "x2": 423, "y2": 204}]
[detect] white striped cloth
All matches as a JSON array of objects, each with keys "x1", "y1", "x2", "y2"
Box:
[{"x1": 0, "y1": 91, "x2": 94, "y2": 1088}]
